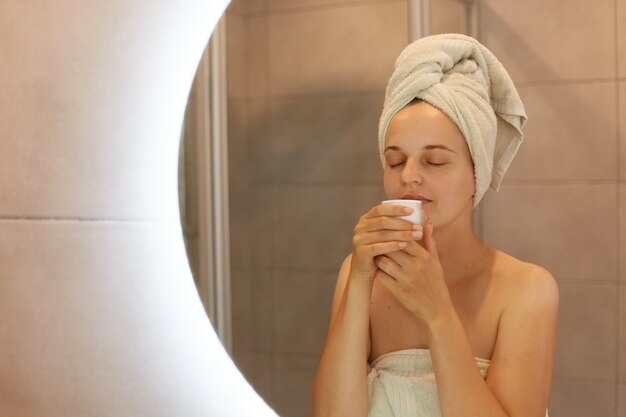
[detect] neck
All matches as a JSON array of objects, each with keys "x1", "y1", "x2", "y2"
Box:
[{"x1": 421, "y1": 212, "x2": 488, "y2": 289}]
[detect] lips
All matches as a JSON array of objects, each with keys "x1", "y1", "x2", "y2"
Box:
[{"x1": 402, "y1": 194, "x2": 432, "y2": 203}]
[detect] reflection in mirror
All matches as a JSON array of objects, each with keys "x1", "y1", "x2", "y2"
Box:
[
  {"x1": 178, "y1": 1, "x2": 475, "y2": 416},
  {"x1": 178, "y1": 13, "x2": 232, "y2": 351},
  {"x1": 179, "y1": 0, "x2": 617, "y2": 416}
]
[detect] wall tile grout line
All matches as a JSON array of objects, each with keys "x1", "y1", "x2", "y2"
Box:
[
  {"x1": 247, "y1": 179, "x2": 626, "y2": 187},
  {"x1": 264, "y1": 91, "x2": 385, "y2": 100},
  {"x1": 0, "y1": 216, "x2": 177, "y2": 224},
  {"x1": 229, "y1": 91, "x2": 386, "y2": 101},
  {"x1": 556, "y1": 279, "x2": 624, "y2": 286},
  {"x1": 551, "y1": 375, "x2": 620, "y2": 384},
  {"x1": 242, "y1": 266, "x2": 623, "y2": 284},
  {"x1": 245, "y1": 0, "x2": 404, "y2": 18},
  {"x1": 516, "y1": 77, "x2": 620, "y2": 88},
  {"x1": 614, "y1": 1, "x2": 621, "y2": 414}
]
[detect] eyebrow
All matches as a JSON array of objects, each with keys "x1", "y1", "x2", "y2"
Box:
[{"x1": 384, "y1": 144, "x2": 457, "y2": 154}]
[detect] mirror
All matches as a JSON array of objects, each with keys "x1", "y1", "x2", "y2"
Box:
[{"x1": 181, "y1": 1, "x2": 625, "y2": 416}]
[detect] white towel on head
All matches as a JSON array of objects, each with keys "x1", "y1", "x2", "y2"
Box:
[{"x1": 378, "y1": 33, "x2": 527, "y2": 207}]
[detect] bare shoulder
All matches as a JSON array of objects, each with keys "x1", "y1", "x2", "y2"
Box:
[
  {"x1": 492, "y1": 248, "x2": 559, "y2": 312},
  {"x1": 496, "y1": 250, "x2": 558, "y2": 291},
  {"x1": 485, "y1": 249, "x2": 559, "y2": 416}
]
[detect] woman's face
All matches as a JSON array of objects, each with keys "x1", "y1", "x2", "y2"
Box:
[{"x1": 383, "y1": 100, "x2": 476, "y2": 228}]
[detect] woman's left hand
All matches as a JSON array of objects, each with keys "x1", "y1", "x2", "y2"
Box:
[{"x1": 373, "y1": 219, "x2": 453, "y2": 325}]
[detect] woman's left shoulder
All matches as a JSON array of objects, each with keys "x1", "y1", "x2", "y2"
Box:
[{"x1": 493, "y1": 249, "x2": 559, "y2": 302}]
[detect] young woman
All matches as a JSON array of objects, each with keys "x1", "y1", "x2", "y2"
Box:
[{"x1": 312, "y1": 34, "x2": 558, "y2": 417}]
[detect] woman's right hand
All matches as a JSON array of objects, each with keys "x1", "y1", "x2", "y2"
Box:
[{"x1": 349, "y1": 203, "x2": 423, "y2": 283}]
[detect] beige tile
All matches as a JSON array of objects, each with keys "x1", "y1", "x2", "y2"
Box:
[
  {"x1": 273, "y1": 184, "x2": 386, "y2": 269},
  {"x1": 267, "y1": 2, "x2": 408, "y2": 96},
  {"x1": 231, "y1": 268, "x2": 253, "y2": 350},
  {"x1": 266, "y1": 94, "x2": 385, "y2": 184},
  {"x1": 228, "y1": 270, "x2": 275, "y2": 351},
  {"x1": 548, "y1": 380, "x2": 616, "y2": 417},
  {"x1": 226, "y1": 0, "x2": 267, "y2": 15},
  {"x1": 274, "y1": 352, "x2": 320, "y2": 417},
  {"x1": 482, "y1": 184, "x2": 619, "y2": 282},
  {"x1": 430, "y1": 0, "x2": 468, "y2": 35},
  {"x1": 0, "y1": 104, "x2": 180, "y2": 219},
  {"x1": 275, "y1": 270, "x2": 336, "y2": 355},
  {"x1": 617, "y1": 0, "x2": 626, "y2": 77},
  {"x1": 226, "y1": 12, "x2": 269, "y2": 99},
  {"x1": 230, "y1": 349, "x2": 275, "y2": 408},
  {"x1": 618, "y1": 83, "x2": 626, "y2": 181},
  {"x1": 246, "y1": 99, "x2": 274, "y2": 185},
  {"x1": 249, "y1": 269, "x2": 276, "y2": 351},
  {"x1": 227, "y1": 13, "x2": 247, "y2": 99},
  {"x1": 553, "y1": 283, "x2": 617, "y2": 381},
  {"x1": 0, "y1": 3, "x2": 211, "y2": 222},
  {"x1": 267, "y1": 0, "x2": 398, "y2": 13},
  {"x1": 506, "y1": 82, "x2": 618, "y2": 181},
  {"x1": 0, "y1": 220, "x2": 220, "y2": 412},
  {"x1": 621, "y1": 185, "x2": 626, "y2": 282},
  {"x1": 248, "y1": 16, "x2": 269, "y2": 99},
  {"x1": 621, "y1": 285, "x2": 626, "y2": 382},
  {"x1": 228, "y1": 183, "x2": 275, "y2": 269},
  {"x1": 480, "y1": 0, "x2": 616, "y2": 83},
  {"x1": 229, "y1": 182, "x2": 252, "y2": 269}
]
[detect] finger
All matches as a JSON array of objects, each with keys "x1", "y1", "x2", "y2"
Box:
[
  {"x1": 363, "y1": 241, "x2": 410, "y2": 258},
  {"x1": 374, "y1": 255, "x2": 401, "y2": 276},
  {"x1": 362, "y1": 216, "x2": 421, "y2": 232},
  {"x1": 383, "y1": 248, "x2": 412, "y2": 265},
  {"x1": 398, "y1": 239, "x2": 422, "y2": 257},
  {"x1": 423, "y1": 220, "x2": 440, "y2": 261},
  {"x1": 362, "y1": 203, "x2": 414, "y2": 221},
  {"x1": 354, "y1": 222, "x2": 422, "y2": 246},
  {"x1": 374, "y1": 268, "x2": 398, "y2": 293}
]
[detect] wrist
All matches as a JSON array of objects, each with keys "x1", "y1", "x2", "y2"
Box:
[
  {"x1": 425, "y1": 302, "x2": 458, "y2": 337},
  {"x1": 347, "y1": 275, "x2": 375, "y2": 294}
]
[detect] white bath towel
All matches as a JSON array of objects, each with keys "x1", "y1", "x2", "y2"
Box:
[
  {"x1": 378, "y1": 33, "x2": 527, "y2": 207},
  {"x1": 367, "y1": 348, "x2": 550, "y2": 417}
]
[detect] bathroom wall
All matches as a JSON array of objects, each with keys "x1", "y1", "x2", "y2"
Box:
[
  {"x1": 478, "y1": 1, "x2": 626, "y2": 416},
  {"x1": 224, "y1": 0, "x2": 626, "y2": 416}
]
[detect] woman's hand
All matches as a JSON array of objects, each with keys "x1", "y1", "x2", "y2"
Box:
[
  {"x1": 373, "y1": 219, "x2": 453, "y2": 324},
  {"x1": 349, "y1": 204, "x2": 422, "y2": 284}
]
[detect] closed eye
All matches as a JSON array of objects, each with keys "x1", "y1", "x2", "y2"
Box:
[{"x1": 388, "y1": 161, "x2": 446, "y2": 168}]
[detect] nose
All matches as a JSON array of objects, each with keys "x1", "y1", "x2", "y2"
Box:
[{"x1": 400, "y1": 157, "x2": 424, "y2": 184}]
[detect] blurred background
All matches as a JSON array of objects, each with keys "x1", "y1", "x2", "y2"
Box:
[{"x1": 179, "y1": 0, "x2": 626, "y2": 416}]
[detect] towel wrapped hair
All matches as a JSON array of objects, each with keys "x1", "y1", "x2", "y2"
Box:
[{"x1": 378, "y1": 33, "x2": 528, "y2": 207}]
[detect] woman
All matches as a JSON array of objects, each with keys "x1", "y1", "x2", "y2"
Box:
[{"x1": 311, "y1": 34, "x2": 558, "y2": 417}]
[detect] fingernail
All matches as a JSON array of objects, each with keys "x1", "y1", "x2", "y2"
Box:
[
  {"x1": 404, "y1": 207, "x2": 414, "y2": 214},
  {"x1": 411, "y1": 231, "x2": 422, "y2": 239}
]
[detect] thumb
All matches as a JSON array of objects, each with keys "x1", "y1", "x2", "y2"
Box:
[{"x1": 423, "y1": 218, "x2": 440, "y2": 261}]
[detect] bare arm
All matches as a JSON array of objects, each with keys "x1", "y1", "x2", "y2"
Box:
[
  {"x1": 311, "y1": 253, "x2": 372, "y2": 417},
  {"x1": 311, "y1": 202, "x2": 417, "y2": 417},
  {"x1": 427, "y1": 265, "x2": 559, "y2": 417}
]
